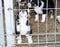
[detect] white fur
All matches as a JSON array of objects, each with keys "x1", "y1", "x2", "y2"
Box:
[
  {"x1": 28, "y1": 3, "x2": 32, "y2": 8},
  {"x1": 56, "y1": 16, "x2": 60, "y2": 22},
  {"x1": 34, "y1": 1, "x2": 44, "y2": 21},
  {"x1": 50, "y1": 14, "x2": 54, "y2": 19},
  {"x1": 19, "y1": 11, "x2": 31, "y2": 35},
  {"x1": 16, "y1": 10, "x2": 32, "y2": 44},
  {"x1": 34, "y1": 6, "x2": 43, "y2": 14},
  {"x1": 17, "y1": 36, "x2": 22, "y2": 44},
  {"x1": 41, "y1": 14, "x2": 47, "y2": 22},
  {"x1": 35, "y1": 14, "x2": 39, "y2": 21},
  {"x1": 34, "y1": 1, "x2": 44, "y2": 14}
]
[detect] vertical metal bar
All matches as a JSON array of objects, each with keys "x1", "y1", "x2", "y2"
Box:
[
  {"x1": 0, "y1": 0, "x2": 5, "y2": 47},
  {"x1": 4, "y1": 0, "x2": 16, "y2": 47},
  {"x1": 37, "y1": 0, "x2": 39, "y2": 47},
  {"x1": 28, "y1": 0, "x2": 32, "y2": 47},
  {"x1": 28, "y1": 0, "x2": 31, "y2": 47},
  {"x1": 46, "y1": 0, "x2": 48, "y2": 47},
  {"x1": 54, "y1": 0, "x2": 57, "y2": 47}
]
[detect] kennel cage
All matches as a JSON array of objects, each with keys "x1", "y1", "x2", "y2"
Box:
[{"x1": 0, "y1": 0, "x2": 60, "y2": 47}]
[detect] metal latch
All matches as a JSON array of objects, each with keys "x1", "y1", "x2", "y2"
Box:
[{"x1": 7, "y1": 8, "x2": 12, "y2": 11}]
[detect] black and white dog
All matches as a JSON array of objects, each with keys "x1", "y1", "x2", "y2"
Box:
[
  {"x1": 16, "y1": 10, "x2": 32, "y2": 44},
  {"x1": 28, "y1": 0, "x2": 55, "y2": 22}
]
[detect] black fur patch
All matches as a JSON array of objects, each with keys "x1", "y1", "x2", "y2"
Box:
[
  {"x1": 17, "y1": 22, "x2": 20, "y2": 25},
  {"x1": 30, "y1": 29, "x2": 32, "y2": 34},
  {"x1": 34, "y1": 11, "x2": 37, "y2": 15},
  {"x1": 15, "y1": 31, "x2": 20, "y2": 36},
  {"x1": 16, "y1": 15, "x2": 20, "y2": 25},
  {"x1": 26, "y1": 20, "x2": 29, "y2": 26},
  {"x1": 42, "y1": 0, "x2": 55, "y2": 14},
  {"x1": 17, "y1": 15, "x2": 19, "y2": 19}
]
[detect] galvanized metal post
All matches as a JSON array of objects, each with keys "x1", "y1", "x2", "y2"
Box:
[
  {"x1": 0, "y1": 0, "x2": 5, "y2": 47},
  {"x1": 4, "y1": 0, "x2": 16, "y2": 47}
]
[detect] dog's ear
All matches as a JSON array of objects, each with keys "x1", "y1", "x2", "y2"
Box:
[{"x1": 20, "y1": 10, "x2": 21, "y2": 12}]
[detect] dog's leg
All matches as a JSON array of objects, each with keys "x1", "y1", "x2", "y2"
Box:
[
  {"x1": 56, "y1": 16, "x2": 60, "y2": 24},
  {"x1": 16, "y1": 24, "x2": 20, "y2": 32},
  {"x1": 50, "y1": 14, "x2": 54, "y2": 19},
  {"x1": 50, "y1": 10, "x2": 54, "y2": 19},
  {"x1": 41, "y1": 14, "x2": 47, "y2": 22},
  {"x1": 17, "y1": 35, "x2": 22, "y2": 44},
  {"x1": 35, "y1": 14, "x2": 39, "y2": 21},
  {"x1": 26, "y1": 35, "x2": 32, "y2": 43}
]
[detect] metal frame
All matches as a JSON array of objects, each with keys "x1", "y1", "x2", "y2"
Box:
[
  {"x1": 0, "y1": 0, "x2": 5, "y2": 47},
  {"x1": 4, "y1": 0, "x2": 16, "y2": 47}
]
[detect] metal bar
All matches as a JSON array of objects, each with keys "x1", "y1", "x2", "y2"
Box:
[
  {"x1": 3, "y1": 33, "x2": 60, "y2": 36},
  {"x1": 15, "y1": 42, "x2": 60, "y2": 45},
  {"x1": 0, "y1": 0, "x2": 5, "y2": 47},
  {"x1": 4, "y1": 0, "x2": 16, "y2": 47}
]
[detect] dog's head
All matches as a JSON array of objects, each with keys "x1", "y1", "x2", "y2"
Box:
[
  {"x1": 16, "y1": 0, "x2": 26, "y2": 6},
  {"x1": 19, "y1": 10, "x2": 28, "y2": 17},
  {"x1": 31, "y1": 0, "x2": 38, "y2": 7},
  {"x1": 28, "y1": 0, "x2": 44, "y2": 8}
]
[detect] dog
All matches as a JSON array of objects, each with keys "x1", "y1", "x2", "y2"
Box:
[
  {"x1": 16, "y1": 10, "x2": 32, "y2": 44},
  {"x1": 28, "y1": 0, "x2": 55, "y2": 22}
]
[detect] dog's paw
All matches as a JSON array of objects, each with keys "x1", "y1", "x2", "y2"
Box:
[
  {"x1": 17, "y1": 40, "x2": 22, "y2": 44},
  {"x1": 50, "y1": 15, "x2": 53, "y2": 19},
  {"x1": 35, "y1": 18, "x2": 38, "y2": 21},
  {"x1": 28, "y1": 40, "x2": 33, "y2": 44},
  {"x1": 41, "y1": 20, "x2": 45, "y2": 22}
]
